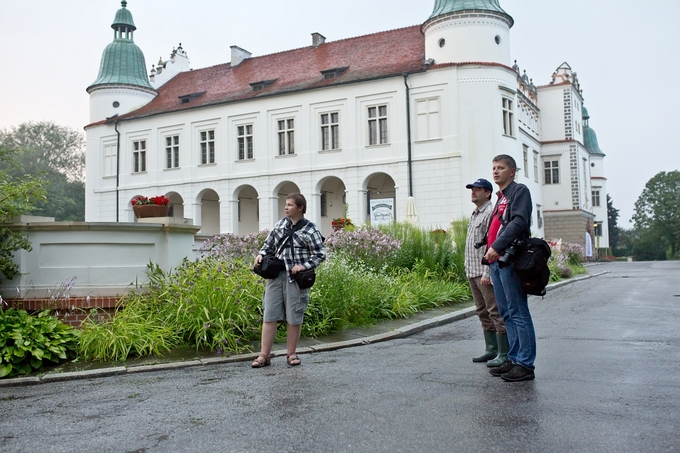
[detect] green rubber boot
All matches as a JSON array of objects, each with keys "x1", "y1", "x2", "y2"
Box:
[
  {"x1": 487, "y1": 332, "x2": 509, "y2": 367},
  {"x1": 472, "y1": 330, "x2": 498, "y2": 362}
]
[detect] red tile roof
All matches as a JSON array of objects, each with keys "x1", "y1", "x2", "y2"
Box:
[{"x1": 110, "y1": 26, "x2": 426, "y2": 123}]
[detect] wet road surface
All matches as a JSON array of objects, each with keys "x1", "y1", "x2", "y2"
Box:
[{"x1": 1, "y1": 261, "x2": 679, "y2": 452}]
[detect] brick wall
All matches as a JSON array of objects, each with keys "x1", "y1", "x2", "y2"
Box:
[
  {"x1": 544, "y1": 210, "x2": 594, "y2": 251},
  {"x1": 5, "y1": 296, "x2": 122, "y2": 327}
]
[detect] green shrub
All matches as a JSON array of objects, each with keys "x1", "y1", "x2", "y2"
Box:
[
  {"x1": 0, "y1": 309, "x2": 79, "y2": 378},
  {"x1": 557, "y1": 265, "x2": 573, "y2": 279}
]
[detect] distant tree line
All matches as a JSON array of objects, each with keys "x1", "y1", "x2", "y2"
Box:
[{"x1": 609, "y1": 170, "x2": 680, "y2": 261}]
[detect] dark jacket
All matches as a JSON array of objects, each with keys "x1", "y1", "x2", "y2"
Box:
[{"x1": 490, "y1": 181, "x2": 533, "y2": 253}]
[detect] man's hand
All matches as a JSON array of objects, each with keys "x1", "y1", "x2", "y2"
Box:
[
  {"x1": 253, "y1": 255, "x2": 263, "y2": 267},
  {"x1": 481, "y1": 276, "x2": 492, "y2": 286},
  {"x1": 484, "y1": 247, "x2": 500, "y2": 263},
  {"x1": 291, "y1": 265, "x2": 306, "y2": 274}
]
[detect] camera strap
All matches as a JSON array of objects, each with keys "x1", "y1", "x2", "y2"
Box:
[{"x1": 274, "y1": 218, "x2": 308, "y2": 258}]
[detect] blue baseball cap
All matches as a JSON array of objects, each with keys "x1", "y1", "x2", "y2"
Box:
[{"x1": 465, "y1": 178, "x2": 493, "y2": 192}]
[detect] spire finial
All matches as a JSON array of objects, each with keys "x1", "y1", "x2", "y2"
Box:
[{"x1": 122, "y1": 1, "x2": 127, "y2": 7}]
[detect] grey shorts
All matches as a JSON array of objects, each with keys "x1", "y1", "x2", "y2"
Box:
[{"x1": 262, "y1": 271, "x2": 310, "y2": 325}]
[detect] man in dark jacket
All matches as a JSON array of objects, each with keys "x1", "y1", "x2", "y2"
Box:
[{"x1": 483, "y1": 154, "x2": 537, "y2": 382}]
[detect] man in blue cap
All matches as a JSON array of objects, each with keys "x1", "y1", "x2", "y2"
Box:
[{"x1": 464, "y1": 178, "x2": 508, "y2": 367}]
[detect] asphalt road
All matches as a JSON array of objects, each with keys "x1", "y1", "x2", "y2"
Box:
[{"x1": 1, "y1": 261, "x2": 679, "y2": 453}]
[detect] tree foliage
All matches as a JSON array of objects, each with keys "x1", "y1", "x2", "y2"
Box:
[
  {"x1": 0, "y1": 122, "x2": 85, "y2": 221},
  {"x1": 0, "y1": 146, "x2": 47, "y2": 281},
  {"x1": 632, "y1": 170, "x2": 680, "y2": 259},
  {"x1": 614, "y1": 228, "x2": 636, "y2": 257},
  {"x1": 607, "y1": 194, "x2": 620, "y2": 254}
]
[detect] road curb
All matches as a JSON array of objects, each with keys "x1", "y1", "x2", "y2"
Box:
[{"x1": 0, "y1": 271, "x2": 608, "y2": 387}]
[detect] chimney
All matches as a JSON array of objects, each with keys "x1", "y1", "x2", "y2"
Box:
[
  {"x1": 230, "y1": 45, "x2": 252, "y2": 67},
  {"x1": 312, "y1": 32, "x2": 326, "y2": 47}
]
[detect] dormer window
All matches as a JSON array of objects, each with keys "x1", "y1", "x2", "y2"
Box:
[
  {"x1": 321, "y1": 67, "x2": 349, "y2": 80},
  {"x1": 178, "y1": 91, "x2": 206, "y2": 104},
  {"x1": 250, "y1": 80, "x2": 276, "y2": 92}
]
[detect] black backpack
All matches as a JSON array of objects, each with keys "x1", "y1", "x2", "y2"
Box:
[{"x1": 512, "y1": 237, "x2": 552, "y2": 296}]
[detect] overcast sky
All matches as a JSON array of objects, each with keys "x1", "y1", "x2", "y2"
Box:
[{"x1": 1, "y1": 0, "x2": 678, "y2": 228}]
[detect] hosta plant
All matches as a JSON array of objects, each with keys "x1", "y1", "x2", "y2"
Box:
[{"x1": 0, "y1": 309, "x2": 80, "y2": 378}]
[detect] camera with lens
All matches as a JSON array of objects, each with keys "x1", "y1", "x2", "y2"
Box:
[
  {"x1": 497, "y1": 238, "x2": 524, "y2": 269},
  {"x1": 473, "y1": 237, "x2": 487, "y2": 250}
]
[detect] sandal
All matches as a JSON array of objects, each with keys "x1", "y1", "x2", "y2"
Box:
[
  {"x1": 287, "y1": 353, "x2": 301, "y2": 366},
  {"x1": 251, "y1": 355, "x2": 271, "y2": 368}
]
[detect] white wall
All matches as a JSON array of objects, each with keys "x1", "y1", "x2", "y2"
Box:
[
  {"x1": 0, "y1": 219, "x2": 201, "y2": 299},
  {"x1": 424, "y1": 12, "x2": 512, "y2": 66}
]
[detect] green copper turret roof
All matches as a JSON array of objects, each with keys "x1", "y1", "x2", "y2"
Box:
[
  {"x1": 87, "y1": 1, "x2": 153, "y2": 91},
  {"x1": 582, "y1": 106, "x2": 604, "y2": 156},
  {"x1": 584, "y1": 125, "x2": 605, "y2": 156},
  {"x1": 428, "y1": 0, "x2": 513, "y2": 26},
  {"x1": 112, "y1": 0, "x2": 136, "y2": 30}
]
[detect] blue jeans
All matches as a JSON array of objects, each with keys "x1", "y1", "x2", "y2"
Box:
[{"x1": 489, "y1": 261, "x2": 536, "y2": 369}]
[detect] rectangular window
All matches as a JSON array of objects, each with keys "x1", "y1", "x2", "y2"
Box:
[
  {"x1": 368, "y1": 105, "x2": 388, "y2": 145},
  {"x1": 544, "y1": 160, "x2": 560, "y2": 184},
  {"x1": 533, "y1": 151, "x2": 539, "y2": 183},
  {"x1": 102, "y1": 143, "x2": 117, "y2": 177},
  {"x1": 321, "y1": 112, "x2": 340, "y2": 150},
  {"x1": 200, "y1": 130, "x2": 215, "y2": 165},
  {"x1": 502, "y1": 97, "x2": 514, "y2": 137},
  {"x1": 415, "y1": 98, "x2": 441, "y2": 141},
  {"x1": 238, "y1": 125, "x2": 253, "y2": 160},
  {"x1": 278, "y1": 119, "x2": 295, "y2": 155},
  {"x1": 165, "y1": 135, "x2": 180, "y2": 168},
  {"x1": 320, "y1": 192, "x2": 327, "y2": 217},
  {"x1": 592, "y1": 190, "x2": 601, "y2": 207},
  {"x1": 132, "y1": 140, "x2": 146, "y2": 173},
  {"x1": 523, "y1": 145, "x2": 529, "y2": 178}
]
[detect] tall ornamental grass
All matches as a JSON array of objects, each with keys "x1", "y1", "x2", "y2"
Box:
[
  {"x1": 379, "y1": 219, "x2": 468, "y2": 283},
  {"x1": 79, "y1": 257, "x2": 264, "y2": 361},
  {"x1": 302, "y1": 255, "x2": 470, "y2": 338}
]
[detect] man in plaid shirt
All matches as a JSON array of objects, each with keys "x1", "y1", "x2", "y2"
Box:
[
  {"x1": 464, "y1": 179, "x2": 508, "y2": 367},
  {"x1": 252, "y1": 193, "x2": 326, "y2": 368}
]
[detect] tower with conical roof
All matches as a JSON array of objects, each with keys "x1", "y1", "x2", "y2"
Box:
[
  {"x1": 582, "y1": 105, "x2": 609, "y2": 247},
  {"x1": 422, "y1": 0, "x2": 514, "y2": 65},
  {"x1": 87, "y1": 1, "x2": 156, "y2": 123}
]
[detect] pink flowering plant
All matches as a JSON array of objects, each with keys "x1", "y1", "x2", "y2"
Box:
[
  {"x1": 325, "y1": 226, "x2": 401, "y2": 271},
  {"x1": 200, "y1": 230, "x2": 270, "y2": 260},
  {"x1": 547, "y1": 239, "x2": 587, "y2": 280}
]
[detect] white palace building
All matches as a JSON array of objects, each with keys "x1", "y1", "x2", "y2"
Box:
[{"x1": 85, "y1": 0, "x2": 609, "y2": 252}]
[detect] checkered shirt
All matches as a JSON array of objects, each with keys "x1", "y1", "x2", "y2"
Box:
[
  {"x1": 259, "y1": 217, "x2": 326, "y2": 282},
  {"x1": 464, "y1": 200, "x2": 493, "y2": 279}
]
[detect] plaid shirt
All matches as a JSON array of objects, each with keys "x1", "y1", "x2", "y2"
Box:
[
  {"x1": 259, "y1": 217, "x2": 326, "y2": 282},
  {"x1": 464, "y1": 200, "x2": 493, "y2": 279}
]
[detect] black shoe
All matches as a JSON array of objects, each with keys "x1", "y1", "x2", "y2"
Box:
[
  {"x1": 501, "y1": 365, "x2": 535, "y2": 382},
  {"x1": 489, "y1": 360, "x2": 514, "y2": 377}
]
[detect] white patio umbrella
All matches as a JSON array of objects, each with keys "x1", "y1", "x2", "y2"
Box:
[{"x1": 404, "y1": 196, "x2": 420, "y2": 225}]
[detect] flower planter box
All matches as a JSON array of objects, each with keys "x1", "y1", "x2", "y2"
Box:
[{"x1": 133, "y1": 205, "x2": 170, "y2": 218}]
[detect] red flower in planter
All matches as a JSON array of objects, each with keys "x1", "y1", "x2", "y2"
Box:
[
  {"x1": 131, "y1": 195, "x2": 169, "y2": 206},
  {"x1": 331, "y1": 217, "x2": 353, "y2": 230}
]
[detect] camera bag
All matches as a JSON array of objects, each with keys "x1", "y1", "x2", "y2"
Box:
[
  {"x1": 513, "y1": 237, "x2": 551, "y2": 296},
  {"x1": 253, "y1": 255, "x2": 285, "y2": 279}
]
